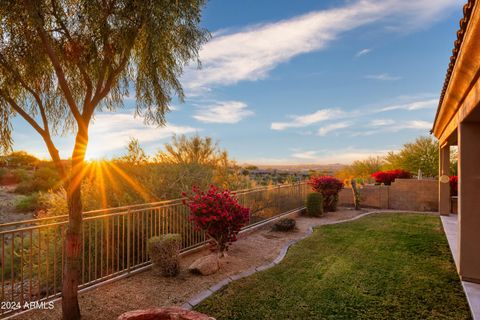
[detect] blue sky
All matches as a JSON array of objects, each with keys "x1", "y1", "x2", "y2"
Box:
[{"x1": 11, "y1": 0, "x2": 464, "y2": 164}]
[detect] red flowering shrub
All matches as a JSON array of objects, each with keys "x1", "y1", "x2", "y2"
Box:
[
  {"x1": 371, "y1": 169, "x2": 411, "y2": 185},
  {"x1": 308, "y1": 176, "x2": 343, "y2": 212},
  {"x1": 450, "y1": 176, "x2": 458, "y2": 196},
  {"x1": 182, "y1": 185, "x2": 250, "y2": 256}
]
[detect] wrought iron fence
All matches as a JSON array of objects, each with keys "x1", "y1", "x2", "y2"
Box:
[{"x1": 0, "y1": 182, "x2": 307, "y2": 317}]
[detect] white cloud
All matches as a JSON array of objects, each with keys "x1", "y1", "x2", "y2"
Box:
[
  {"x1": 402, "y1": 120, "x2": 432, "y2": 129},
  {"x1": 193, "y1": 101, "x2": 253, "y2": 123},
  {"x1": 369, "y1": 119, "x2": 395, "y2": 126},
  {"x1": 85, "y1": 112, "x2": 197, "y2": 159},
  {"x1": 244, "y1": 147, "x2": 397, "y2": 165},
  {"x1": 355, "y1": 48, "x2": 371, "y2": 57},
  {"x1": 288, "y1": 147, "x2": 392, "y2": 164},
  {"x1": 365, "y1": 73, "x2": 401, "y2": 81},
  {"x1": 292, "y1": 150, "x2": 318, "y2": 160},
  {"x1": 183, "y1": 0, "x2": 459, "y2": 93},
  {"x1": 311, "y1": 148, "x2": 391, "y2": 164},
  {"x1": 377, "y1": 98, "x2": 438, "y2": 112},
  {"x1": 271, "y1": 108, "x2": 344, "y2": 130},
  {"x1": 317, "y1": 121, "x2": 352, "y2": 136},
  {"x1": 353, "y1": 119, "x2": 432, "y2": 136}
]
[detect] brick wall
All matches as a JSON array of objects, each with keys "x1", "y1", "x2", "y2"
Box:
[{"x1": 338, "y1": 179, "x2": 438, "y2": 211}]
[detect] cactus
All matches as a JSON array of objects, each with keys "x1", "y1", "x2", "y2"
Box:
[
  {"x1": 351, "y1": 179, "x2": 361, "y2": 210},
  {"x1": 148, "y1": 234, "x2": 182, "y2": 277}
]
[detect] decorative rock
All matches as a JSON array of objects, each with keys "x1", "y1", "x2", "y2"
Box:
[
  {"x1": 188, "y1": 254, "x2": 220, "y2": 276},
  {"x1": 117, "y1": 306, "x2": 215, "y2": 320}
]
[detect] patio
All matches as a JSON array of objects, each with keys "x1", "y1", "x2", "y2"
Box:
[{"x1": 442, "y1": 214, "x2": 480, "y2": 319}]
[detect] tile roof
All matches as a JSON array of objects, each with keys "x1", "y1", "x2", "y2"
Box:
[{"x1": 432, "y1": 0, "x2": 476, "y2": 132}]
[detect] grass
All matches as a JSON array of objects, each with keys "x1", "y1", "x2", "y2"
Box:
[{"x1": 195, "y1": 213, "x2": 472, "y2": 320}]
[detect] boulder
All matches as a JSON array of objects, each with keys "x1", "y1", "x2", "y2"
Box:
[
  {"x1": 117, "y1": 307, "x2": 215, "y2": 320},
  {"x1": 188, "y1": 254, "x2": 220, "y2": 276}
]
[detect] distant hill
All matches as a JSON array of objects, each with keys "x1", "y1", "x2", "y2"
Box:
[{"x1": 241, "y1": 163, "x2": 345, "y2": 173}]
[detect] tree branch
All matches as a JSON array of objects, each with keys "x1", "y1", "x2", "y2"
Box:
[
  {"x1": 50, "y1": 0, "x2": 93, "y2": 107},
  {"x1": 0, "y1": 58, "x2": 50, "y2": 133},
  {"x1": 89, "y1": 43, "x2": 133, "y2": 112},
  {"x1": 29, "y1": 4, "x2": 84, "y2": 129},
  {"x1": 0, "y1": 91, "x2": 45, "y2": 136},
  {"x1": 0, "y1": 91, "x2": 66, "y2": 178}
]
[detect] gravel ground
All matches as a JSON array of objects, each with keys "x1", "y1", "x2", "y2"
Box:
[
  {"x1": 20, "y1": 208, "x2": 366, "y2": 320},
  {"x1": 0, "y1": 186, "x2": 34, "y2": 224}
]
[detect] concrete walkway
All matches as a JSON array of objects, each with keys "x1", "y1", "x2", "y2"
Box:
[{"x1": 441, "y1": 214, "x2": 480, "y2": 320}]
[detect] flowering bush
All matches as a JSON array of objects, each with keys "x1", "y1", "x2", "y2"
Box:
[
  {"x1": 450, "y1": 176, "x2": 458, "y2": 196},
  {"x1": 182, "y1": 185, "x2": 250, "y2": 256},
  {"x1": 308, "y1": 176, "x2": 343, "y2": 212},
  {"x1": 371, "y1": 169, "x2": 411, "y2": 185}
]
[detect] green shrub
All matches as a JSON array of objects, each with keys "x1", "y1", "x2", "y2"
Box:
[
  {"x1": 308, "y1": 176, "x2": 343, "y2": 212},
  {"x1": 15, "y1": 193, "x2": 39, "y2": 212},
  {"x1": 15, "y1": 167, "x2": 59, "y2": 194},
  {"x1": 0, "y1": 167, "x2": 6, "y2": 179},
  {"x1": 272, "y1": 218, "x2": 296, "y2": 232},
  {"x1": 1, "y1": 169, "x2": 29, "y2": 185},
  {"x1": 147, "y1": 234, "x2": 182, "y2": 277},
  {"x1": 305, "y1": 192, "x2": 323, "y2": 217}
]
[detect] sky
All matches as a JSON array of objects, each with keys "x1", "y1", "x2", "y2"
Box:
[{"x1": 11, "y1": 0, "x2": 465, "y2": 165}]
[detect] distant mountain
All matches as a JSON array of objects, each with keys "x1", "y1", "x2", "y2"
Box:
[{"x1": 240, "y1": 163, "x2": 345, "y2": 173}]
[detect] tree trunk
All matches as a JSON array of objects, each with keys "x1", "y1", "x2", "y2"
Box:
[
  {"x1": 62, "y1": 130, "x2": 88, "y2": 320},
  {"x1": 351, "y1": 179, "x2": 361, "y2": 211},
  {"x1": 62, "y1": 183, "x2": 83, "y2": 320}
]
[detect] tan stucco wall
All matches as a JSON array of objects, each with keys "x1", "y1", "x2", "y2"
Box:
[{"x1": 338, "y1": 179, "x2": 438, "y2": 211}]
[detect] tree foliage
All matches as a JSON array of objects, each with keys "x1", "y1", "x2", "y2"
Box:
[
  {"x1": 336, "y1": 156, "x2": 384, "y2": 182},
  {"x1": 183, "y1": 185, "x2": 250, "y2": 256},
  {"x1": 156, "y1": 134, "x2": 227, "y2": 166},
  {"x1": 308, "y1": 176, "x2": 343, "y2": 212},
  {"x1": 0, "y1": 1, "x2": 209, "y2": 154},
  {"x1": 383, "y1": 136, "x2": 438, "y2": 177},
  {"x1": 0, "y1": 151, "x2": 40, "y2": 167},
  {"x1": 121, "y1": 137, "x2": 149, "y2": 165},
  {"x1": 0, "y1": 2, "x2": 209, "y2": 318}
]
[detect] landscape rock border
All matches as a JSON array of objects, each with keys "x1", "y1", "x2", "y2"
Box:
[{"x1": 181, "y1": 210, "x2": 438, "y2": 310}]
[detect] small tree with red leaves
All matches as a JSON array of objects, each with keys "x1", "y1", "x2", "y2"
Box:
[
  {"x1": 371, "y1": 169, "x2": 411, "y2": 185},
  {"x1": 308, "y1": 176, "x2": 344, "y2": 212},
  {"x1": 183, "y1": 185, "x2": 250, "y2": 257}
]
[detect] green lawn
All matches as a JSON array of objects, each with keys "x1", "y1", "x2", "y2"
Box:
[{"x1": 195, "y1": 213, "x2": 472, "y2": 320}]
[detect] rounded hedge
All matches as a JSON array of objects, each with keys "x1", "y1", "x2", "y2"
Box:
[{"x1": 305, "y1": 192, "x2": 323, "y2": 217}]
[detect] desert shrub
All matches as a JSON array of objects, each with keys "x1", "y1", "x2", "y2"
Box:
[
  {"x1": 305, "y1": 192, "x2": 323, "y2": 217},
  {"x1": 0, "y1": 169, "x2": 29, "y2": 186},
  {"x1": 15, "y1": 167, "x2": 60, "y2": 194},
  {"x1": 450, "y1": 176, "x2": 458, "y2": 196},
  {"x1": 308, "y1": 176, "x2": 343, "y2": 212},
  {"x1": 183, "y1": 185, "x2": 250, "y2": 256},
  {"x1": 0, "y1": 151, "x2": 39, "y2": 167},
  {"x1": 2, "y1": 227, "x2": 63, "y2": 297},
  {"x1": 15, "y1": 193, "x2": 39, "y2": 212},
  {"x1": 148, "y1": 234, "x2": 182, "y2": 277},
  {"x1": 371, "y1": 169, "x2": 411, "y2": 186},
  {"x1": 272, "y1": 218, "x2": 296, "y2": 232}
]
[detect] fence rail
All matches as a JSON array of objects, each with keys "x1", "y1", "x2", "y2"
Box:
[{"x1": 0, "y1": 182, "x2": 308, "y2": 317}]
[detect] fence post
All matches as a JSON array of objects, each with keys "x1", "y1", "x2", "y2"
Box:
[{"x1": 127, "y1": 209, "x2": 131, "y2": 273}]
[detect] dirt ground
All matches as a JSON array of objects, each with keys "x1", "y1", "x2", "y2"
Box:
[
  {"x1": 21, "y1": 208, "x2": 366, "y2": 320},
  {"x1": 0, "y1": 186, "x2": 34, "y2": 224}
]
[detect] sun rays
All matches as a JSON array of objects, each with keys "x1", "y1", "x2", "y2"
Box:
[{"x1": 54, "y1": 160, "x2": 157, "y2": 211}]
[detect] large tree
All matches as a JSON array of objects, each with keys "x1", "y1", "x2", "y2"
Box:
[
  {"x1": 383, "y1": 136, "x2": 439, "y2": 177},
  {"x1": 0, "y1": 1, "x2": 208, "y2": 319}
]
